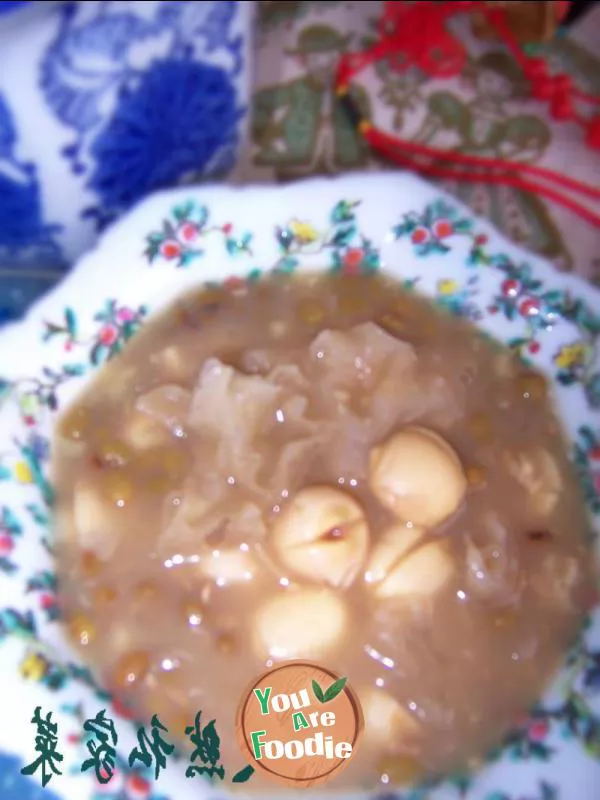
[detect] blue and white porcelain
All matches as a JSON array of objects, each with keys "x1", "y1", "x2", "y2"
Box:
[
  {"x1": 0, "y1": 172, "x2": 598, "y2": 800},
  {"x1": 0, "y1": 0, "x2": 253, "y2": 324}
]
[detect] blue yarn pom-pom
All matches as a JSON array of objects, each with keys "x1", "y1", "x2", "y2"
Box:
[{"x1": 88, "y1": 59, "x2": 243, "y2": 214}]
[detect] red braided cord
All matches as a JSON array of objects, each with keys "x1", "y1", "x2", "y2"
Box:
[
  {"x1": 362, "y1": 126, "x2": 600, "y2": 201},
  {"x1": 366, "y1": 126, "x2": 600, "y2": 228},
  {"x1": 335, "y1": 1, "x2": 600, "y2": 227}
]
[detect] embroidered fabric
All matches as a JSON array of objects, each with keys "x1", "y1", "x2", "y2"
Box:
[{"x1": 335, "y1": 1, "x2": 600, "y2": 228}]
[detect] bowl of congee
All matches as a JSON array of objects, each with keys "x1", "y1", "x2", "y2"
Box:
[{"x1": 0, "y1": 173, "x2": 598, "y2": 800}]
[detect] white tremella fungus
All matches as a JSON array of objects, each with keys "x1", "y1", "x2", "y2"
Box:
[
  {"x1": 198, "y1": 547, "x2": 257, "y2": 585},
  {"x1": 253, "y1": 587, "x2": 348, "y2": 660},
  {"x1": 368, "y1": 426, "x2": 467, "y2": 528},
  {"x1": 365, "y1": 524, "x2": 454, "y2": 599},
  {"x1": 270, "y1": 485, "x2": 370, "y2": 588}
]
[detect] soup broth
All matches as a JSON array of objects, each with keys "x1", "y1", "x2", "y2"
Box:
[{"x1": 53, "y1": 272, "x2": 594, "y2": 790}]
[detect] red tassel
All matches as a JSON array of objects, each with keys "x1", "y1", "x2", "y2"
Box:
[
  {"x1": 335, "y1": 2, "x2": 600, "y2": 228},
  {"x1": 586, "y1": 116, "x2": 600, "y2": 150}
]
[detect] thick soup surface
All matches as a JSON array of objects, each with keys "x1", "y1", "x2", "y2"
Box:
[{"x1": 53, "y1": 272, "x2": 593, "y2": 790}]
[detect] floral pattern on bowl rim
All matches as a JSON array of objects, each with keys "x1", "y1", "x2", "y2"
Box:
[{"x1": 0, "y1": 172, "x2": 598, "y2": 800}]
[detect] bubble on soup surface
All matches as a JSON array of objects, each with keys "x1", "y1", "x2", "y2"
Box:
[
  {"x1": 178, "y1": 596, "x2": 204, "y2": 628},
  {"x1": 365, "y1": 524, "x2": 454, "y2": 599},
  {"x1": 253, "y1": 587, "x2": 347, "y2": 659},
  {"x1": 503, "y1": 447, "x2": 562, "y2": 517},
  {"x1": 368, "y1": 426, "x2": 467, "y2": 527},
  {"x1": 270, "y1": 485, "x2": 370, "y2": 588}
]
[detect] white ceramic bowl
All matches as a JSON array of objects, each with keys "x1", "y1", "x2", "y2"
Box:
[{"x1": 0, "y1": 172, "x2": 598, "y2": 800}]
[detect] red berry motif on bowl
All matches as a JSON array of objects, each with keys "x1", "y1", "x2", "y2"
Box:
[
  {"x1": 0, "y1": 532, "x2": 14, "y2": 556},
  {"x1": 111, "y1": 695, "x2": 137, "y2": 720},
  {"x1": 343, "y1": 247, "x2": 364, "y2": 273},
  {"x1": 519, "y1": 297, "x2": 541, "y2": 318},
  {"x1": 393, "y1": 201, "x2": 473, "y2": 256},
  {"x1": 224, "y1": 275, "x2": 245, "y2": 290},
  {"x1": 144, "y1": 201, "x2": 251, "y2": 266},
  {"x1": 95, "y1": 765, "x2": 124, "y2": 793},
  {"x1": 273, "y1": 200, "x2": 379, "y2": 275},
  {"x1": 88, "y1": 301, "x2": 148, "y2": 366},
  {"x1": 116, "y1": 307, "x2": 135, "y2": 323},
  {"x1": 432, "y1": 219, "x2": 453, "y2": 238},
  {"x1": 99, "y1": 325, "x2": 119, "y2": 347},
  {"x1": 411, "y1": 226, "x2": 430, "y2": 245},
  {"x1": 179, "y1": 222, "x2": 199, "y2": 243},
  {"x1": 501, "y1": 279, "x2": 521, "y2": 298},
  {"x1": 40, "y1": 593, "x2": 56, "y2": 611},
  {"x1": 573, "y1": 428, "x2": 600, "y2": 514},
  {"x1": 126, "y1": 773, "x2": 151, "y2": 799},
  {"x1": 159, "y1": 240, "x2": 181, "y2": 260},
  {"x1": 528, "y1": 719, "x2": 549, "y2": 742}
]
